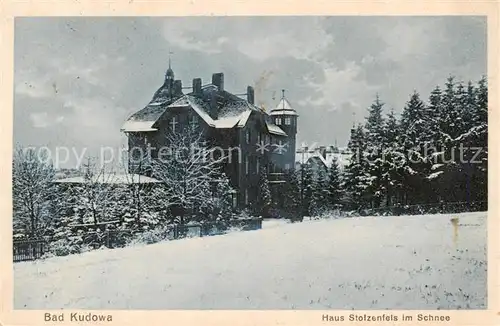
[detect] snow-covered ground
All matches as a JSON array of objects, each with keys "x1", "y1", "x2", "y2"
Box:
[{"x1": 14, "y1": 212, "x2": 487, "y2": 309}]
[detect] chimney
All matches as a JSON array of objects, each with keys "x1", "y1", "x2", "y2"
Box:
[
  {"x1": 212, "y1": 72, "x2": 224, "y2": 91},
  {"x1": 319, "y1": 146, "x2": 327, "y2": 159},
  {"x1": 173, "y1": 80, "x2": 182, "y2": 95},
  {"x1": 192, "y1": 78, "x2": 202, "y2": 95},
  {"x1": 247, "y1": 86, "x2": 255, "y2": 105}
]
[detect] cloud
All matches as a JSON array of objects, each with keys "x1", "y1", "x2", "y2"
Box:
[
  {"x1": 29, "y1": 112, "x2": 49, "y2": 128},
  {"x1": 162, "y1": 20, "x2": 224, "y2": 54},
  {"x1": 161, "y1": 17, "x2": 334, "y2": 63},
  {"x1": 29, "y1": 112, "x2": 64, "y2": 128},
  {"x1": 236, "y1": 25, "x2": 333, "y2": 62},
  {"x1": 300, "y1": 61, "x2": 380, "y2": 112}
]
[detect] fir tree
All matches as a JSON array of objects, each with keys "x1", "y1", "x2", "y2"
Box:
[
  {"x1": 343, "y1": 124, "x2": 371, "y2": 210},
  {"x1": 474, "y1": 76, "x2": 488, "y2": 204},
  {"x1": 475, "y1": 75, "x2": 488, "y2": 126},
  {"x1": 310, "y1": 166, "x2": 329, "y2": 216},
  {"x1": 400, "y1": 91, "x2": 434, "y2": 204},
  {"x1": 326, "y1": 159, "x2": 343, "y2": 210},
  {"x1": 440, "y1": 76, "x2": 461, "y2": 141},
  {"x1": 365, "y1": 94, "x2": 385, "y2": 147},
  {"x1": 282, "y1": 169, "x2": 301, "y2": 221},
  {"x1": 381, "y1": 109, "x2": 404, "y2": 207},
  {"x1": 257, "y1": 166, "x2": 272, "y2": 217},
  {"x1": 426, "y1": 85, "x2": 443, "y2": 147},
  {"x1": 364, "y1": 95, "x2": 386, "y2": 207},
  {"x1": 300, "y1": 163, "x2": 314, "y2": 216}
]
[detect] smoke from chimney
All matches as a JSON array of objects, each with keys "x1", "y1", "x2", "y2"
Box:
[{"x1": 254, "y1": 70, "x2": 274, "y2": 109}]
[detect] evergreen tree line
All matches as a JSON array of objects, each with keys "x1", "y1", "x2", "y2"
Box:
[{"x1": 278, "y1": 75, "x2": 487, "y2": 217}]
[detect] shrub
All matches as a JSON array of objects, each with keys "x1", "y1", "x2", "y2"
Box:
[
  {"x1": 128, "y1": 225, "x2": 171, "y2": 246},
  {"x1": 47, "y1": 239, "x2": 82, "y2": 257}
]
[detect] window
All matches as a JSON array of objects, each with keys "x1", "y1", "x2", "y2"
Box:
[
  {"x1": 244, "y1": 189, "x2": 249, "y2": 205},
  {"x1": 285, "y1": 117, "x2": 291, "y2": 125},
  {"x1": 256, "y1": 158, "x2": 260, "y2": 174},
  {"x1": 246, "y1": 130, "x2": 250, "y2": 144},
  {"x1": 275, "y1": 117, "x2": 282, "y2": 125},
  {"x1": 285, "y1": 163, "x2": 291, "y2": 170},
  {"x1": 257, "y1": 132, "x2": 261, "y2": 144},
  {"x1": 189, "y1": 115, "x2": 198, "y2": 131},
  {"x1": 169, "y1": 116, "x2": 178, "y2": 133},
  {"x1": 245, "y1": 156, "x2": 249, "y2": 175}
]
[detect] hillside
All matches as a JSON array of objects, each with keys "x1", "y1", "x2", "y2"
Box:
[{"x1": 14, "y1": 212, "x2": 487, "y2": 309}]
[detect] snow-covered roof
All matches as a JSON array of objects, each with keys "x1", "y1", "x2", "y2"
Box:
[
  {"x1": 122, "y1": 76, "x2": 295, "y2": 139},
  {"x1": 270, "y1": 98, "x2": 298, "y2": 116},
  {"x1": 215, "y1": 100, "x2": 257, "y2": 129},
  {"x1": 269, "y1": 109, "x2": 299, "y2": 116},
  {"x1": 266, "y1": 122, "x2": 287, "y2": 136},
  {"x1": 214, "y1": 116, "x2": 239, "y2": 129},
  {"x1": 237, "y1": 110, "x2": 253, "y2": 128},
  {"x1": 124, "y1": 80, "x2": 184, "y2": 126},
  {"x1": 123, "y1": 81, "x2": 269, "y2": 133},
  {"x1": 295, "y1": 146, "x2": 351, "y2": 170},
  {"x1": 54, "y1": 173, "x2": 161, "y2": 184},
  {"x1": 120, "y1": 121, "x2": 158, "y2": 132}
]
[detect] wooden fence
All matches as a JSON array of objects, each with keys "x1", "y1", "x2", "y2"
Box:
[
  {"x1": 13, "y1": 239, "x2": 47, "y2": 262},
  {"x1": 12, "y1": 217, "x2": 264, "y2": 261},
  {"x1": 168, "y1": 217, "x2": 263, "y2": 239}
]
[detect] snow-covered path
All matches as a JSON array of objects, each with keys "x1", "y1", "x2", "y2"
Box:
[{"x1": 14, "y1": 212, "x2": 487, "y2": 309}]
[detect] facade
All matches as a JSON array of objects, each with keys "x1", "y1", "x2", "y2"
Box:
[
  {"x1": 121, "y1": 63, "x2": 298, "y2": 209},
  {"x1": 295, "y1": 145, "x2": 352, "y2": 179}
]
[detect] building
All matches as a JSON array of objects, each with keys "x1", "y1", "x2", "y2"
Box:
[
  {"x1": 295, "y1": 145, "x2": 351, "y2": 179},
  {"x1": 120, "y1": 62, "x2": 298, "y2": 209}
]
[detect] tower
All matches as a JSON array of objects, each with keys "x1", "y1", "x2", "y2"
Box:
[
  {"x1": 164, "y1": 51, "x2": 175, "y2": 94},
  {"x1": 269, "y1": 89, "x2": 298, "y2": 171}
]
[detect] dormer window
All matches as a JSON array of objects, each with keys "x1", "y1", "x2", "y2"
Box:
[{"x1": 275, "y1": 117, "x2": 282, "y2": 125}]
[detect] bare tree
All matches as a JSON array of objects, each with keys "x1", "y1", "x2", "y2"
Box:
[
  {"x1": 118, "y1": 147, "x2": 155, "y2": 225},
  {"x1": 151, "y1": 129, "x2": 228, "y2": 225},
  {"x1": 12, "y1": 146, "x2": 56, "y2": 237},
  {"x1": 68, "y1": 157, "x2": 115, "y2": 225}
]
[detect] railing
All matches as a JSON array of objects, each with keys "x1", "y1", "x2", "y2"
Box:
[
  {"x1": 350, "y1": 200, "x2": 488, "y2": 217},
  {"x1": 13, "y1": 239, "x2": 47, "y2": 262},
  {"x1": 170, "y1": 217, "x2": 263, "y2": 238}
]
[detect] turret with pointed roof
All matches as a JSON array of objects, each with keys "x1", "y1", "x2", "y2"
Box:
[
  {"x1": 165, "y1": 52, "x2": 175, "y2": 82},
  {"x1": 268, "y1": 89, "x2": 298, "y2": 173}
]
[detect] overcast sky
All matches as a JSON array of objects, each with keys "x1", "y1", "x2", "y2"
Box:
[{"x1": 14, "y1": 16, "x2": 486, "y2": 166}]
